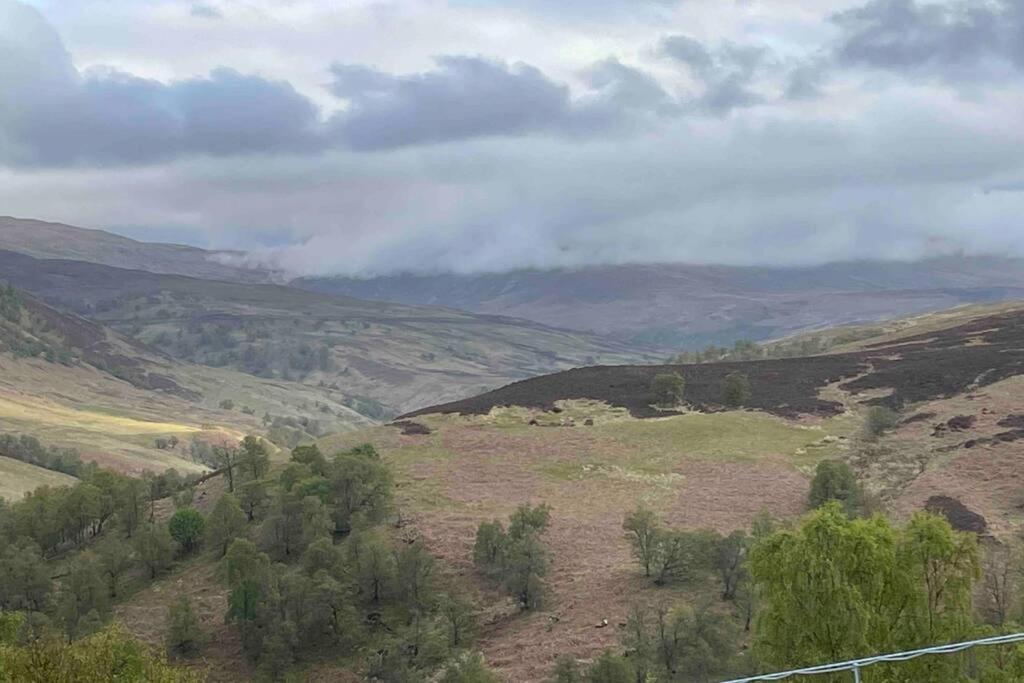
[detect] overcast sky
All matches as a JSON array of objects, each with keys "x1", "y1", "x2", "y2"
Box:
[{"x1": 1, "y1": 0, "x2": 1023, "y2": 275}]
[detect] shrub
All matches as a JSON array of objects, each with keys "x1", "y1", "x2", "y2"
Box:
[
  {"x1": 722, "y1": 371, "x2": 752, "y2": 407},
  {"x1": 864, "y1": 405, "x2": 899, "y2": 439}
]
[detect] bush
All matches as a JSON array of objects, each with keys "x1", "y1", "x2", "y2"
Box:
[{"x1": 651, "y1": 372, "x2": 685, "y2": 408}]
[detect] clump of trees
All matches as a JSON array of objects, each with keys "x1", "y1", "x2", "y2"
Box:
[
  {"x1": 0, "y1": 432, "x2": 90, "y2": 476},
  {"x1": 474, "y1": 503, "x2": 552, "y2": 610}
]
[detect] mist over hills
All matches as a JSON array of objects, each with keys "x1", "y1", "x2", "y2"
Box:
[{"x1": 300, "y1": 257, "x2": 1024, "y2": 347}]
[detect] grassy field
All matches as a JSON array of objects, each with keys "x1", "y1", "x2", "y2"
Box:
[{"x1": 0, "y1": 455, "x2": 77, "y2": 499}]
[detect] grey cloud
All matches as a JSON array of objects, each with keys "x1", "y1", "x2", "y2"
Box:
[
  {"x1": 833, "y1": 0, "x2": 1024, "y2": 77},
  {"x1": 327, "y1": 57, "x2": 571, "y2": 149},
  {"x1": 0, "y1": 1, "x2": 323, "y2": 166},
  {"x1": 328, "y1": 56, "x2": 675, "y2": 151},
  {"x1": 661, "y1": 34, "x2": 771, "y2": 114}
]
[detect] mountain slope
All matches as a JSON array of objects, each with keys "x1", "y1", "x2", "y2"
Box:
[
  {"x1": 0, "y1": 250, "x2": 657, "y2": 416},
  {"x1": 0, "y1": 216, "x2": 272, "y2": 283},
  {"x1": 300, "y1": 258, "x2": 1024, "y2": 347},
  {"x1": 0, "y1": 287, "x2": 372, "y2": 481}
]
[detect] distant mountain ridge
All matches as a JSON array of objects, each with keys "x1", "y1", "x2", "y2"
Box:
[
  {"x1": 298, "y1": 258, "x2": 1024, "y2": 348},
  {"x1": 0, "y1": 216, "x2": 275, "y2": 283}
]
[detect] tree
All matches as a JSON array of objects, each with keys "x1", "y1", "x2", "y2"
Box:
[
  {"x1": 239, "y1": 479, "x2": 270, "y2": 523},
  {"x1": 0, "y1": 542, "x2": 52, "y2": 612},
  {"x1": 95, "y1": 535, "x2": 134, "y2": 598},
  {"x1": 327, "y1": 445, "x2": 392, "y2": 534},
  {"x1": 214, "y1": 446, "x2": 241, "y2": 493},
  {"x1": 205, "y1": 493, "x2": 247, "y2": 557},
  {"x1": 503, "y1": 531, "x2": 549, "y2": 610},
  {"x1": 134, "y1": 523, "x2": 174, "y2": 579},
  {"x1": 650, "y1": 529, "x2": 716, "y2": 586},
  {"x1": 864, "y1": 405, "x2": 899, "y2": 439},
  {"x1": 224, "y1": 539, "x2": 270, "y2": 624},
  {"x1": 623, "y1": 505, "x2": 660, "y2": 578},
  {"x1": 750, "y1": 503, "x2": 978, "y2": 678},
  {"x1": 622, "y1": 605, "x2": 655, "y2": 683},
  {"x1": 439, "y1": 651, "x2": 500, "y2": 683},
  {"x1": 57, "y1": 551, "x2": 110, "y2": 638},
  {"x1": 651, "y1": 372, "x2": 685, "y2": 408},
  {"x1": 473, "y1": 520, "x2": 507, "y2": 574},
  {"x1": 396, "y1": 540, "x2": 436, "y2": 614},
  {"x1": 168, "y1": 507, "x2": 205, "y2": 553},
  {"x1": 438, "y1": 593, "x2": 478, "y2": 649},
  {"x1": 166, "y1": 596, "x2": 205, "y2": 657},
  {"x1": 808, "y1": 460, "x2": 864, "y2": 516},
  {"x1": 0, "y1": 624, "x2": 202, "y2": 682},
  {"x1": 508, "y1": 503, "x2": 551, "y2": 539},
  {"x1": 348, "y1": 530, "x2": 396, "y2": 604},
  {"x1": 238, "y1": 436, "x2": 270, "y2": 481},
  {"x1": 713, "y1": 530, "x2": 748, "y2": 601},
  {"x1": 585, "y1": 651, "x2": 634, "y2": 683},
  {"x1": 722, "y1": 371, "x2": 752, "y2": 407}
]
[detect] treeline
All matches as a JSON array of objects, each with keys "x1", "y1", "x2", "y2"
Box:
[
  {"x1": 670, "y1": 336, "x2": 831, "y2": 365},
  {"x1": 0, "y1": 432, "x2": 90, "y2": 477}
]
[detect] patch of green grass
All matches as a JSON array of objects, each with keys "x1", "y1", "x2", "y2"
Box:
[
  {"x1": 0, "y1": 455, "x2": 77, "y2": 499},
  {"x1": 598, "y1": 411, "x2": 843, "y2": 473}
]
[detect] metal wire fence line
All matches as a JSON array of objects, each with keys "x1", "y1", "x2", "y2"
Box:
[{"x1": 719, "y1": 632, "x2": 1024, "y2": 683}]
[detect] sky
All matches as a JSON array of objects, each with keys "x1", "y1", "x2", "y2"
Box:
[{"x1": 1, "y1": 0, "x2": 1023, "y2": 276}]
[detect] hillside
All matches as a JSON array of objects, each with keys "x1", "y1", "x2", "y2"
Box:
[
  {"x1": 300, "y1": 257, "x2": 1024, "y2": 347},
  {"x1": 0, "y1": 287, "x2": 371, "y2": 483},
  {"x1": 361, "y1": 303, "x2": 1024, "y2": 678},
  {"x1": 0, "y1": 250, "x2": 656, "y2": 416},
  {"x1": 0, "y1": 216, "x2": 273, "y2": 283}
]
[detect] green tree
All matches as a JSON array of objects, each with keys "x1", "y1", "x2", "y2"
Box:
[
  {"x1": 224, "y1": 539, "x2": 270, "y2": 624},
  {"x1": 327, "y1": 445, "x2": 392, "y2": 534},
  {"x1": 722, "y1": 371, "x2": 752, "y2": 407},
  {"x1": 57, "y1": 551, "x2": 110, "y2": 639},
  {"x1": 623, "y1": 505, "x2": 660, "y2": 578},
  {"x1": 585, "y1": 651, "x2": 633, "y2": 683},
  {"x1": 808, "y1": 460, "x2": 864, "y2": 516},
  {"x1": 0, "y1": 624, "x2": 202, "y2": 682},
  {"x1": 438, "y1": 593, "x2": 478, "y2": 649},
  {"x1": 439, "y1": 651, "x2": 501, "y2": 683},
  {"x1": 238, "y1": 436, "x2": 270, "y2": 481},
  {"x1": 396, "y1": 540, "x2": 436, "y2": 614},
  {"x1": 134, "y1": 523, "x2": 174, "y2": 579},
  {"x1": 650, "y1": 529, "x2": 716, "y2": 586},
  {"x1": 503, "y1": 531, "x2": 549, "y2": 610},
  {"x1": 239, "y1": 479, "x2": 270, "y2": 523},
  {"x1": 166, "y1": 596, "x2": 205, "y2": 657},
  {"x1": 651, "y1": 372, "x2": 685, "y2": 408},
  {"x1": 864, "y1": 405, "x2": 899, "y2": 439},
  {"x1": 214, "y1": 445, "x2": 240, "y2": 493},
  {"x1": 473, "y1": 520, "x2": 507, "y2": 574},
  {"x1": 0, "y1": 542, "x2": 52, "y2": 612},
  {"x1": 205, "y1": 493, "x2": 247, "y2": 557},
  {"x1": 348, "y1": 530, "x2": 396, "y2": 604},
  {"x1": 168, "y1": 507, "x2": 205, "y2": 553},
  {"x1": 750, "y1": 503, "x2": 979, "y2": 678},
  {"x1": 95, "y1": 535, "x2": 135, "y2": 598}
]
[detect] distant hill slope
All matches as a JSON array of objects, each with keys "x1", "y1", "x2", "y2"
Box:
[
  {"x1": 0, "y1": 250, "x2": 656, "y2": 416},
  {"x1": 406, "y1": 303, "x2": 1024, "y2": 420},
  {"x1": 0, "y1": 216, "x2": 273, "y2": 283},
  {"x1": 300, "y1": 258, "x2": 1024, "y2": 348},
  {"x1": 0, "y1": 287, "x2": 372, "y2": 480}
]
